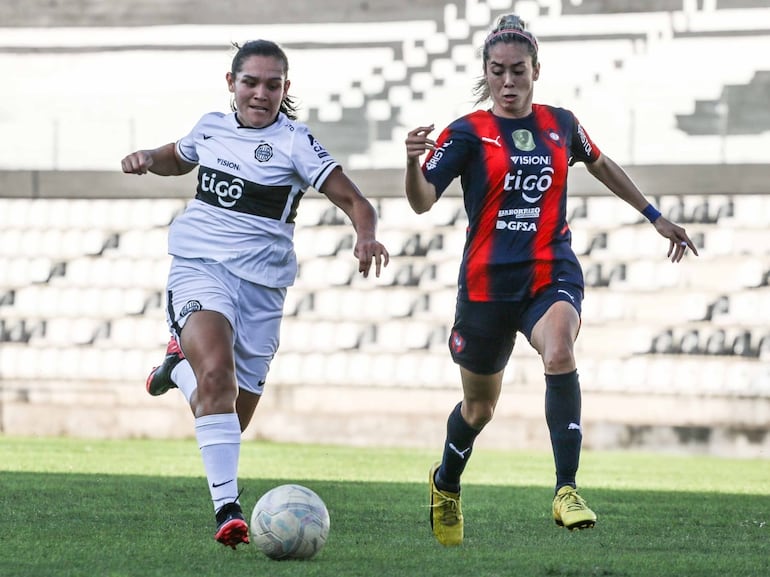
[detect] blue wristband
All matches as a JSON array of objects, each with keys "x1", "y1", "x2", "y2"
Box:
[{"x1": 641, "y1": 204, "x2": 661, "y2": 223}]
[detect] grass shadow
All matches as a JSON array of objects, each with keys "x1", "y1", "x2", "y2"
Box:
[{"x1": 0, "y1": 471, "x2": 767, "y2": 577}]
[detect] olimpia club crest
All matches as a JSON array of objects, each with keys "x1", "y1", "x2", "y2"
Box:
[
  {"x1": 254, "y1": 143, "x2": 273, "y2": 162},
  {"x1": 180, "y1": 300, "x2": 202, "y2": 318},
  {"x1": 512, "y1": 129, "x2": 536, "y2": 151}
]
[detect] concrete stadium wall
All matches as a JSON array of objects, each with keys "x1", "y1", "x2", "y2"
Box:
[
  {"x1": 1, "y1": 167, "x2": 769, "y2": 459},
  {"x1": 2, "y1": 163, "x2": 770, "y2": 200}
]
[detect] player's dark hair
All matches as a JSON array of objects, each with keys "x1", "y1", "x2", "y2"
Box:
[
  {"x1": 472, "y1": 14, "x2": 539, "y2": 105},
  {"x1": 230, "y1": 39, "x2": 299, "y2": 120}
]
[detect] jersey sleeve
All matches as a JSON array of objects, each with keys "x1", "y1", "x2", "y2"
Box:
[
  {"x1": 568, "y1": 113, "x2": 602, "y2": 166},
  {"x1": 290, "y1": 123, "x2": 340, "y2": 192},
  {"x1": 421, "y1": 121, "x2": 476, "y2": 197},
  {"x1": 175, "y1": 113, "x2": 211, "y2": 165}
]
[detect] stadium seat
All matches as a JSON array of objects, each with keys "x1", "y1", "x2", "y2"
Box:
[
  {"x1": 296, "y1": 258, "x2": 356, "y2": 288},
  {"x1": 2, "y1": 2, "x2": 770, "y2": 450},
  {"x1": 0, "y1": 256, "x2": 53, "y2": 287}
]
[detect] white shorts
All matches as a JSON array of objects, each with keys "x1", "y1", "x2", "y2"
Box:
[{"x1": 165, "y1": 256, "x2": 286, "y2": 395}]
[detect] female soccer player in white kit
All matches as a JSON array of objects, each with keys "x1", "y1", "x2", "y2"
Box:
[{"x1": 121, "y1": 39, "x2": 389, "y2": 548}]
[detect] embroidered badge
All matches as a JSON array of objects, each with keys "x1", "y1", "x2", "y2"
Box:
[
  {"x1": 254, "y1": 143, "x2": 273, "y2": 162},
  {"x1": 512, "y1": 129, "x2": 536, "y2": 151}
]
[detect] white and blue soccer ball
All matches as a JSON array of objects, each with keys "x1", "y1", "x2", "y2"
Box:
[{"x1": 250, "y1": 483, "x2": 330, "y2": 560}]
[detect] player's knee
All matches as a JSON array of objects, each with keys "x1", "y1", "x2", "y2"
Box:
[
  {"x1": 463, "y1": 400, "x2": 495, "y2": 429},
  {"x1": 195, "y1": 365, "x2": 237, "y2": 399},
  {"x1": 542, "y1": 344, "x2": 575, "y2": 374}
]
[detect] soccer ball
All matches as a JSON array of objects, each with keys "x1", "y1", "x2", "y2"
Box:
[{"x1": 250, "y1": 484, "x2": 330, "y2": 560}]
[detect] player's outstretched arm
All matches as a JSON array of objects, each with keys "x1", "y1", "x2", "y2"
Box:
[
  {"x1": 586, "y1": 154, "x2": 699, "y2": 263},
  {"x1": 320, "y1": 168, "x2": 390, "y2": 278},
  {"x1": 121, "y1": 142, "x2": 196, "y2": 176}
]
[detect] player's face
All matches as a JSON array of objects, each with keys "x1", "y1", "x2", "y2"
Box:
[
  {"x1": 485, "y1": 41, "x2": 539, "y2": 119},
  {"x1": 227, "y1": 55, "x2": 290, "y2": 128}
]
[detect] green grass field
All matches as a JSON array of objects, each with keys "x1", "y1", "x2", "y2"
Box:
[{"x1": 1, "y1": 437, "x2": 767, "y2": 577}]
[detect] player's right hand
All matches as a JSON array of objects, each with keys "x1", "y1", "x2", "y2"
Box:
[
  {"x1": 405, "y1": 125, "x2": 436, "y2": 162},
  {"x1": 121, "y1": 150, "x2": 154, "y2": 174}
]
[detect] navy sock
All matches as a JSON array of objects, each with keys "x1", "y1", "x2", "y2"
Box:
[
  {"x1": 545, "y1": 370, "x2": 582, "y2": 491},
  {"x1": 436, "y1": 402, "x2": 481, "y2": 493}
]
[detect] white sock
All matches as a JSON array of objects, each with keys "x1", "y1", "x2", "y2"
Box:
[
  {"x1": 195, "y1": 413, "x2": 241, "y2": 512},
  {"x1": 171, "y1": 359, "x2": 197, "y2": 403}
]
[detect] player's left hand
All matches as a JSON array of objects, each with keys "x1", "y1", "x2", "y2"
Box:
[
  {"x1": 653, "y1": 216, "x2": 699, "y2": 262},
  {"x1": 354, "y1": 238, "x2": 389, "y2": 278}
]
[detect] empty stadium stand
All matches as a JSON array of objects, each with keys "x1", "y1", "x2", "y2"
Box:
[
  {"x1": 677, "y1": 71, "x2": 770, "y2": 136},
  {"x1": 1, "y1": 180, "x2": 769, "y2": 455},
  {"x1": 1, "y1": 0, "x2": 769, "y2": 169},
  {"x1": 1, "y1": 0, "x2": 769, "y2": 456}
]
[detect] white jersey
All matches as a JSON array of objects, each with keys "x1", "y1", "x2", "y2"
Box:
[{"x1": 168, "y1": 111, "x2": 339, "y2": 287}]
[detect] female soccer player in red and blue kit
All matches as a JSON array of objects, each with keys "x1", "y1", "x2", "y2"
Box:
[{"x1": 405, "y1": 14, "x2": 698, "y2": 546}]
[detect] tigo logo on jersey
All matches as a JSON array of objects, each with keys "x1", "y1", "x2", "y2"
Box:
[
  {"x1": 254, "y1": 143, "x2": 273, "y2": 162},
  {"x1": 199, "y1": 171, "x2": 244, "y2": 208},
  {"x1": 503, "y1": 166, "x2": 553, "y2": 203}
]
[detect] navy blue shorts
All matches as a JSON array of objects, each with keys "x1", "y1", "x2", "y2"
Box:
[{"x1": 448, "y1": 283, "x2": 583, "y2": 375}]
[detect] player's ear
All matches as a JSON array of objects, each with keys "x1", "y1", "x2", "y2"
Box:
[
  {"x1": 283, "y1": 78, "x2": 291, "y2": 97},
  {"x1": 226, "y1": 71, "x2": 235, "y2": 93},
  {"x1": 532, "y1": 61, "x2": 540, "y2": 81}
]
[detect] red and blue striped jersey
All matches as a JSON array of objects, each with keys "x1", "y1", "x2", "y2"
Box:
[{"x1": 422, "y1": 104, "x2": 601, "y2": 301}]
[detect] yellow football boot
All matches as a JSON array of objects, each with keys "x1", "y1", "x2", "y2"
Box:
[
  {"x1": 429, "y1": 463, "x2": 463, "y2": 546},
  {"x1": 552, "y1": 485, "x2": 597, "y2": 530}
]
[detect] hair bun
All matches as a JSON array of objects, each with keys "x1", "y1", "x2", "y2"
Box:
[{"x1": 496, "y1": 13, "x2": 527, "y2": 32}]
